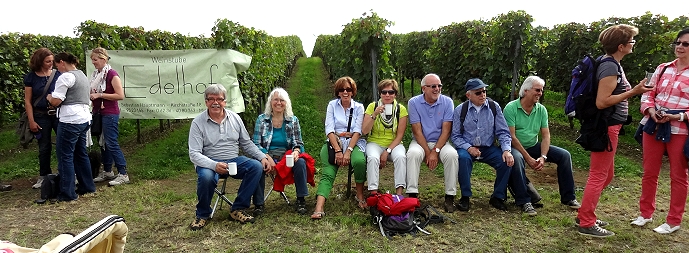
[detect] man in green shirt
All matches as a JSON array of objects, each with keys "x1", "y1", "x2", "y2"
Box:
[{"x1": 503, "y1": 76, "x2": 580, "y2": 209}]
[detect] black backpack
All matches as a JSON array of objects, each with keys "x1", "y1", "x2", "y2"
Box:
[{"x1": 35, "y1": 174, "x2": 60, "y2": 204}]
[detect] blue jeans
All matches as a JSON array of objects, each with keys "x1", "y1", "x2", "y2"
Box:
[
  {"x1": 195, "y1": 156, "x2": 263, "y2": 219},
  {"x1": 34, "y1": 112, "x2": 58, "y2": 176},
  {"x1": 457, "y1": 146, "x2": 519, "y2": 202},
  {"x1": 274, "y1": 157, "x2": 309, "y2": 197},
  {"x1": 56, "y1": 122, "x2": 96, "y2": 201},
  {"x1": 100, "y1": 114, "x2": 127, "y2": 175},
  {"x1": 511, "y1": 144, "x2": 576, "y2": 203}
]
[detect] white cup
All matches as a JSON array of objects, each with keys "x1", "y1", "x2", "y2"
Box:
[
  {"x1": 227, "y1": 162, "x2": 237, "y2": 176},
  {"x1": 285, "y1": 154, "x2": 294, "y2": 167},
  {"x1": 384, "y1": 104, "x2": 393, "y2": 116}
]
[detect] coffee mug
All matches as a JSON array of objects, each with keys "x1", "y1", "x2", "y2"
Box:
[
  {"x1": 228, "y1": 162, "x2": 237, "y2": 176},
  {"x1": 286, "y1": 154, "x2": 294, "y2": 167},
  {"x1": 384, "y1": 104, "x2": 393, "y2": 116}
]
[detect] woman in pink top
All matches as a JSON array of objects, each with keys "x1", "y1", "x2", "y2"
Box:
[
  {"x1": 633, "y1": 28, "x2": 689, "y2": 234},
  {"x1": 89, "y1": 48, "x2": 130, "y2": 186}
]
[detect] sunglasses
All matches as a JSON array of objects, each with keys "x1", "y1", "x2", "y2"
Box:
[
  {"x1": 425, "y1": 84, "x2": 443, "y2": 89},
  {"x1": 205, "y1": 97, "x2": 225, "y2": 103},
  {"x1": 380, "y1": 90, "x2": 396, "y2": 95},
  {"x1": 474, "y1": 90, "x2": 487, "y2": 96},
  {"x1": 674, "y1": 41, "x2": 689, "y2": 47},
  {"x1": 628, "y1": 40, "x2": 636, "y2": 44},
  {"x1": 338, "y1": 88, "x2": 353, "y2": 93},
  {"x1": 532, "y1": 88, "x2": 543, "y2": 93}
]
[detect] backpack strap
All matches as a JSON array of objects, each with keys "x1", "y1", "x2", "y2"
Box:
[{"x1": 459, "y1": 98, "x2": 497, "y2": 135}]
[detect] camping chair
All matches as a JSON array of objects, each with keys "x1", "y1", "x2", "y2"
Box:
[
  {"x1": 210, "y1": 173, "x2": 289, "y2": 219},
  {"x1": 0, "y1": 215, "x2": 128, "y2": 253}
]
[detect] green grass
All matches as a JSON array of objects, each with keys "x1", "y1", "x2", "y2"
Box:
[{"x1": 0, "y1": 57, "x2": 685, "y2": 252}]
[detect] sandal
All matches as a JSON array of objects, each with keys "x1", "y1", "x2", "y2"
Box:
[
  {"x1": 355, "y1": 196, "x2": 367, "y2": 209},
  {"x1": 311, "y1": 211, "x2": 326, "y2": 220}
]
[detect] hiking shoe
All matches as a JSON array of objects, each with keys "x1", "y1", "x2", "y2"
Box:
[
  {"x1": 444, "y1": 195, "x2": 456, "y2": 213},
  {"x1": 575, "y1": 217, "x2": 609, "y2": 227},
  {"x1": 489, "y1": 197, "x2": 507, "y2": 211},
  {"x1": 94, "y1": 171, "x2": 116, "y2": 183},
  {"x1": 108, "y1": 174, "x2": 130, "y2": 186},
  {"x1": 189, "y1": 217, "x2": 207, "y2": 231},
  {"x1": 0, "y1": 184, "x2": 11, "y2": 192},
  {"x1": 522, "y1": 203, "x2": 537, "y2": 216},
  {"x1": 578, "y1": 224, "x2": 615, "y2": 238},
  {"x1": 564, "y1": 199, "x2": 581, "y2": 209},
  {"x1": 408, "y1": 193, "x2": 418, "y2": 198},
  {"x1": 653, "y1": 223, "x2": 680, "y2": 234},
  {"x1": 457, "y1": 196, "x2": 471, "y2": 212},
  {"x1": 230, "y1": 209, "x2": 255, "y2": 224},
  {"x1": 32, "y1": 177, "x2": 44, "y2": 189},
  {"x1": 253, "y1": 205, "x2": 265, "y2": 216},
  {"x1": 295, "y1": 200, "x2": 307, "y2": 215},
  {"x1": 630, "y1": 216, "x2": 653, "y2": 226}
]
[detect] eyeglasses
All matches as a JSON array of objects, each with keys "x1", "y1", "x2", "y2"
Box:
[
  {"x1": 628, "y1": 40, "x2": 636, "y2": 44},
  {"x1": 338, "y1": 88, "x2": 353, "y2": 93},
  {"x1": 205, "y1": 97, "x2": 225, "y2": 103},
  {"x1": 380, "y1": 90, "x2": 396, "y2": 95},
  {"x1": 532, "y1": 88, "x2": 543, "y2": 93},
  {"x1": 673, "y1": 41, "x2": 689, "y2": 47},
  {"x1": 272, "y1": 98, "x2": 285, "y2": 103},
  {"x1": 474, "y1": 90, "x2": 487, "y2": 96},
  {"x1": 425, "y1": 84, "x2": 442, "y2": 89}
]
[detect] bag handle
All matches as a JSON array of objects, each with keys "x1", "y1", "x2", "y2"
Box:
[{"x1": 34, "y1": 70, "x2": 56, "y2": 108}]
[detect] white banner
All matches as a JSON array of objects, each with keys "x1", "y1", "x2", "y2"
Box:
[{"x1": 85, "y1": 49, "x2": 252, "y2": 119}]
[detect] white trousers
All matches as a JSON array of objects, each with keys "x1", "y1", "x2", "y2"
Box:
[
  {"x1": 406, "y1": 140, "x2": 459, "y2": 195},
  {"x1": 366, "y1": 142, "x2": 407, "y2": 191}
]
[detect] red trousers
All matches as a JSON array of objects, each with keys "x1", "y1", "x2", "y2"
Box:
[
  {"x1": 577, "y1": 125, "x2": 620, "y2": 227},
  {"x1": 639, "y1": 132, "x2": 689, "y2": 226}
]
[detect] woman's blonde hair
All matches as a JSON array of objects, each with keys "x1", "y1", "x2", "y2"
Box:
[
  {"x1": 90, "y1": 47, "x2": 110, "y2": 61},
  {"x1": 599, "y1": 24, "x2": 639, "y2": 55},
  {"x1": 263, "y1": 87, "x2": 294, "y2": 118}
]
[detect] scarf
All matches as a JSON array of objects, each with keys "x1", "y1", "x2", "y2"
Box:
[
  {"x1": 90, "y1": 64, "x2": 112, "y2": 93},
  {"x1": 376, "y1": 99, "x2": 398, "y2": 129}
]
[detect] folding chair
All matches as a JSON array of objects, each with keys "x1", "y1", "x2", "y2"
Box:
[{"x1": 210, "y1": 173, "x2": 289, "y2": 218}]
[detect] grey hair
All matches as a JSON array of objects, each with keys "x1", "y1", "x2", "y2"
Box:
[
  {"x1": 519, "y1": 76, "x2": 545, "y2": 98},
  {"x1": 204, "y1": 84, "x2": 227, "y2": 99},
  {"x1": 263, "y1": 87, "x2": 294, "y2": 118},
  {"x1": 421, "y1": 73, "x2": 440, "y2": 86}
]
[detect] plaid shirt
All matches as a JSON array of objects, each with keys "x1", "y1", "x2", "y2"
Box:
[
  {"x1": 640, "y1": 59, "x2": 689, "y2": 135},
  {"x1": 252, "y1": 113, "x2": 304, "y2": 154}
]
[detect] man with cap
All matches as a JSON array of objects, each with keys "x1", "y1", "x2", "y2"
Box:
[
  {"x1": 406, "y1": 73, "x2": 459, "y2": 212},
  {"x1": 451, "y1": 78, "x2": 536, "y2": 215}
]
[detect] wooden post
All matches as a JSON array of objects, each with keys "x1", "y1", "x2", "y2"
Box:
[
  {"x1": 136, "y1": 119, "x2": 141, "y2": 144},
  {"x1": 510, "y1": 37, "x2": 522, "y2": 101},
  {"x1": 371, "y1": 48, "x2": 378, "y2": 102}
]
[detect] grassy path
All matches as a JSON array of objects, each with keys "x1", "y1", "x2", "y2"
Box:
[{"x1": 1, "y1": 57, "x2": 688, "y2": 252}]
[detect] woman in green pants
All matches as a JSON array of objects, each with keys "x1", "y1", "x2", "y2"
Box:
[{"x1": 311, "y1": 76, "x2": 367, "y2": 219}]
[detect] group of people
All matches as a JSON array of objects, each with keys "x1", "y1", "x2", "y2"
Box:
[{"x1": 21, "y1": 47, "x2": 129, "y2": 201}]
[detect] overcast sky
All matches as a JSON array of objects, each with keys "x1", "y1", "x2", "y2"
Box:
[{"x1": 2, "y1": 0, "x2": 686, "y2": 56}]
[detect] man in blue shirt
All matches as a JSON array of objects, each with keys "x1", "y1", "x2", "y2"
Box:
[
  {"x1": 451, "y1": 78, "x2": 536, "y2": 215},
  {"x1": 406, "y1": 73, "x2": 459, "y2": 212}
]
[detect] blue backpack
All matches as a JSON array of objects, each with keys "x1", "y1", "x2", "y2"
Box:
[{"x1": 564, "y1": 55, "x2": 619, "y2": 120}]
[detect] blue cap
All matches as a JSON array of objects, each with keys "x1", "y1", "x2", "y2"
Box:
[{"x1": 465, "y1": 78, "x2": 488, "y2": 92}]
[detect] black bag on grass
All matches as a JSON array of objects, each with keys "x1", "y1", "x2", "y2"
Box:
[{"x1": 36, "y1": 174, "x2": 60, "y2": 204}]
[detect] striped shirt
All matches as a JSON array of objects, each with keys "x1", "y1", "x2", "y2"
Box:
[{"x1": 640, "y1": 59, "x2": 689, "y2": 135}]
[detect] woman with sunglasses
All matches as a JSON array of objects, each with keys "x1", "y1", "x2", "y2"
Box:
[
  {"x1": 311, "y1": 76, "x2": 367, "y2": 219},
  {"x1": 576, "y1": 24, "x2": 652, "y2": 237},
  {"x1": 633, "y1": 28, "x2": 689, "y2": 234},
  {"x1": 23, "y1": 48, "x2": 61, "y2": 189},
  {"x1": 46, "y1": 52, "x2": 96, "y2": 202},
  {"x1": 362, "y1": 79, "x2": 408, "y2": 196}
]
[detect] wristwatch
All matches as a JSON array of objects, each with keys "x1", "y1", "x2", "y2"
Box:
[
  {"x1": 386, "y1": 148, "x2": 392, "y2": 154},
  {"x1": 434, "y1": 147, "x2": 441, "y2": 153},
  {"x1": 347, "y1": 146, "x2": 354, "y2": 152},
  {"x1": 541, "y1": 155, "x2": 548, "y2": 160}
]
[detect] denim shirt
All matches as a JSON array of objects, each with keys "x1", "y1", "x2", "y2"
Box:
[
  {"x1": 252, "y1": 113, "x2": 305, "y2": 154},
  {"x1": 451, "y1": 99, "x2": 512, "y2": 152}
]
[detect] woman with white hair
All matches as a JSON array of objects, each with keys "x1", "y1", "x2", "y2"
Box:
[{"x1": 253, "y1": 88, "x2": 310, "y2": 214}]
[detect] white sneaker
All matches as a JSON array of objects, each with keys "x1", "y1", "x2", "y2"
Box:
[
  {"x1": 630, "y1": 216, "x2": 653, "y2": 226},
  {"x1": 653, "y1": 223, "x2": 680, "y2": 234},
  {"x1": 32, "y1": 177, "x2": 44, "y2": 189},
  {"x1": 93, "y1": 171, "x2": 116, "y2": 182},
  {"x1": 109, "y1": 174, "x2": 130, "y2": 186}
]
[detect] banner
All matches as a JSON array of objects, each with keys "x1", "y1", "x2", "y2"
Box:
[{"x1": 85, "y1": 49, "x2": 252, "y2": 119}]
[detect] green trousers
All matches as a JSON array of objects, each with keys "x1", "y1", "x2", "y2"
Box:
[{"x1": 316, "y1": 143, "x2": 366, "y2": 198}]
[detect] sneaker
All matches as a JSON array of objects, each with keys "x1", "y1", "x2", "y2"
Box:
[
  {"x1": 230, "y1": 209, "x2": 256, "y2": 224},
  {"x1": 0, "y1": 184, "x2": 11, "y2": 192},
  {"x1": 575, "y1": 217, "x2": 609, "y2": 227},
  {"x1": 253, "y1": 205, "x2": 265, "y2": 216},
  {"x1": 32, "y1": 177, "x2": 44, "y2": 189},
  {"x1": 522, "y1": 203, "x2": 537, "y2": 216},
  {"x1": 444, "y1": 195, "x2": 456, "y2": 213},
  {"x1": 189, "y1": 217, "x2": 207, "y2": 231},
  {"x1": 457, "y1": 196, "x2": 471, "y2": 212},
  {"x1": 295, "y1": 200, "x2": 307, "y2": 215},
  {"x1": 108, "y1": 174, "x2": 130, "y2": 186},
  {"x1": 653, "y1": 223, "x2": 680, "y2": 234},
  {"x1": 94, "y1": 171, "x2": 116, "y2": 183},
  {"x1": 578, "y1": 224, "x2": 615, "y2": 238},
  {"x1": 564, "y1": 199, "x2": 581, "y2": 209},
  {"x1": 630, "y1": 216, "x2": 653, "y2": 226}
]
